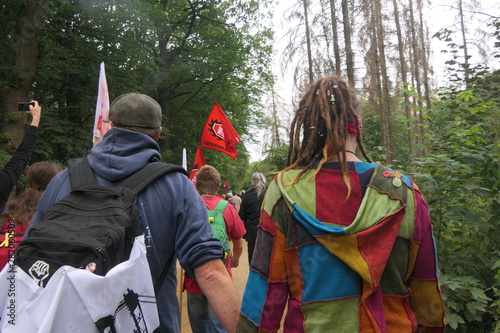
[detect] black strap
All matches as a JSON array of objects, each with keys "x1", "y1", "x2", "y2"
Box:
[
  {"x1": 119, "y1": 163, "x2": 187, "y2": 193},
  {"x1": 154, "y1": 255, "x2": 174, "y2": 295},
  {"x1": 68, "y1": 157, "x2": 187, "y2": 194},
  {"x1": 68, "y1": 158, "x2": 98, "y2": 189}
]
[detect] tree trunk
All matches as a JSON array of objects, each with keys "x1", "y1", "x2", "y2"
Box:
[
  {"x1": 392, "y1": 0, "x2": 414, "y2": 159},
  {"x1": 374, "y1": 0, "x2": 395, "y2": 162},
  {"x1": 341, "y1": 0, "x2": 355, "y2": 88},
  {"x1": 2, "y1": 2, "x2": 45, "y2": 153},
  {"x1": 271, "y1": 88, "x2": 280, "y2": 147},
  {"x1": 458, "y1": 0, "x2": 471, "y2": 86},
  {"x1": 302, "y1": 0, "x2": 314, "y2": 83},
  {"x1": 417, "y1": 0, "x2": 432, "y2": 110},
  {"x1": 408, "y1": 0, "x2": 424, "y2": 151},
  {"x1": 329, "y1": 0, "x2": 342, "y2": 75}
]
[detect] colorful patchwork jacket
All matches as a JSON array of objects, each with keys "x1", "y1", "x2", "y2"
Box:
[{"x1": 238, "y1": 162, "x2": 446, "y2": 332}]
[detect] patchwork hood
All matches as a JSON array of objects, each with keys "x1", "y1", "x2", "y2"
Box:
[{"x1": 273, "y1": 163, "x2": 416, "y2": 286}]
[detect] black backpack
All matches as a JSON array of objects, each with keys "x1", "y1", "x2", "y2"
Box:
[{"x1": 15, "y1": 157, "x2": 186, "y2": 287}]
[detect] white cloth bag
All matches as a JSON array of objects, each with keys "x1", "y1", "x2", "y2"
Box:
[{"x1": 0, "y1": 235, "x2": 159, "y2": 332}]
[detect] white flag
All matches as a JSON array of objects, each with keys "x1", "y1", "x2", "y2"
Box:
[
  {"x1": 93, "y1": 62, "x2": 111, "y2": 146},
  {"x1": 182, "y1": 148, "x2": 187, "y2": 171}
]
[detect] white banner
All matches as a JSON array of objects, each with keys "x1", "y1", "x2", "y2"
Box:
[{"x1": 0, "y1": 235, "x2": 159, "y2": 332}]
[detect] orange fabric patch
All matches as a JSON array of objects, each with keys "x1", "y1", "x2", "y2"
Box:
[
  {"x1": 285, "y1": 248, "x2": 303, "y2": 300},
  {"x1": 358, "y1": 281, "x2": 379, "y2": 333},
  {"x1": 383, "y1": 296, "x2": 414, "y2": 332},
  {"x1": 269, "y1": 230, "x2": 287, "y2": 281}
]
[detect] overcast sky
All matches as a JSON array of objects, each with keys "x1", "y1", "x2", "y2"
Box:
[{"x1": 245, "y1": 0, "x2": 499, "y2": 162}]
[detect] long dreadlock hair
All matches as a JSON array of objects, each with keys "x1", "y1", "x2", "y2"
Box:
[{"x1": 280, "y1": 75, "x2": 372, "y2": 197}]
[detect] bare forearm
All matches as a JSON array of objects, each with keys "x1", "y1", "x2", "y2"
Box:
[
  {"x1": 231, "y1": 238, "x2": 244, "y2": 268},
  {"x1": 195, "y1": 258, "x2": 240, "y2": 333}
]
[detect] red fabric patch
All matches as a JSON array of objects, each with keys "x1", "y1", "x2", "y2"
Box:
[
  {"x1": 315, "y1": 169, "x2": 362, "y2": 226},
  {"x1": 284, "y1": 298, "x2": 305, "y2": 333},
  {"x1": 260, "y1": 282, "x2": 289, "y2": 331},
  {"x1": 357, "y1": 209, "x2": 405, "y2": 286},
  {"x1": 259, "y1": 210, "x2": 276, "y2": 235}
]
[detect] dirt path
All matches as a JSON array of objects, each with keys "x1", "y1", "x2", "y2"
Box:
[{"x1": 177, "y1": 244, "x2": 250, "y2": 332}]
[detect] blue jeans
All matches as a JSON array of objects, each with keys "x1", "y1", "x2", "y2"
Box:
[{"x1": 186, "y1": 292, "x2": 226, "y2": 333}]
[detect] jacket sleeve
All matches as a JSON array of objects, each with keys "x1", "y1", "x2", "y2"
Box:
[
  {"x1": 238, "y1": 183, "x2": 288, "y2": 332},
  {"x1": 408, "y1": 188, "x2": 446, "y2": 332},
  {"x1": 0, "y1": 126, "x2": 38, "y2": 210}
]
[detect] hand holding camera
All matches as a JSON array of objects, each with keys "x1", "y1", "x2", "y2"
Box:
[{"x1": 17, "y1": 100, "x2": 42, "y2": 127}]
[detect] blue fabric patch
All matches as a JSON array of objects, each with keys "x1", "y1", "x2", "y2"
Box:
[
  {"x1": 299, "y1": 243, "x2": 360, "y2": 302},
  {"x1": 292, "y1": 204, "x2": 346, "y2": 235},
  {"x1": 241, "y1": 270, "x2": 268, "y2": 325},
  {"x1": 353, "y1": 162, "x2": 377, "y2": 173}
]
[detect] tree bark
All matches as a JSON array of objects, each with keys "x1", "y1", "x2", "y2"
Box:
[
  {"x1": 417, "y1": 0, "x2": 432, "y2": 110},
  {"x1": 329, "y1": 0, "x2": 342, "y2": 75},
  {"x1": 302, "y1": 0, "x2": 314, "y2": 84},
  {"x1": 2, "y1": 2, "x2": 45, "y2": 153},
  {"x1": 341, "y1": 0, "x2": 355, "y2": 88},
  {"x1": 458, "y1": 0, "x2": 471, "y2": 86},
  {"x1": 374, "y1": 0, "x2": 395, "y2": 162},
  {"x1": 393, "y1": 0, "x2": 414, "y2": 159},
  {"x1": 408, "y1": 0, "x2": 424, "y2": 150}
]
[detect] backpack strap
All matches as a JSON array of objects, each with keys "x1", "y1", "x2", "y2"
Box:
[
  {"x1": 68, "y1": 158, "x2": 98, "y2": 190},
  {"x1": 119, "y1": 163, "x2": 187, "y2": 194},
  {"x1": 213, "y1": 199, "x2": 229, "y2": 214}
]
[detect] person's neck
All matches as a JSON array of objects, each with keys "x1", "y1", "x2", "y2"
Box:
[{"x1": 329, "y1": 149, "x2": 361, "y2": 162}]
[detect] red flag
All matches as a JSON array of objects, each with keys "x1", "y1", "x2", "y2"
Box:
[
  {"x1": 189, "y1": 147, "x2": 206, "y2": 186},
  {"x1": 223, "y1": 179, "x2": 229, "y2": 193},
  {"x1": 200, "y1": 103, "x2": 241, "y2": 159}
]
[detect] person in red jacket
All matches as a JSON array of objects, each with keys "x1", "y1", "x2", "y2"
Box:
[{"x1": 184, "y1": 165, "x2": 246, "y2": 333}]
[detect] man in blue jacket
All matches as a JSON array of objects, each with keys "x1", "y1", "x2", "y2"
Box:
[{"x1": 27, "y1": 93, "x2": 241, "y2": 333}]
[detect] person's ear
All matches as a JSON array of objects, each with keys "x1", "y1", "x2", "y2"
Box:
[{"x1": 154, "y1": 127, "x2": 163, "y2": 141}]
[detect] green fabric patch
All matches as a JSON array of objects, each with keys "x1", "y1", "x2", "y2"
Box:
[
  {"x1": 343, "y1": 187, "x2": 403, "y2": 234},
  {"x1": 398, "y1": 187, "x2": 415, "y2": 238},
  {"x1": 263, "y1": 179, "x2": 282, "y2": 215},
  {"x1": 302, "y1": 297, "x2": 359, "y2": 332},
  {"x1": 280, "y1": 170, "x2": 317, "y2": 217},
  {"x1": 381, "y1": 237, "x2": 411, "y2": 296},
  {"x1": 369, "y1": 163, "x2": 408, "y2": 203}
]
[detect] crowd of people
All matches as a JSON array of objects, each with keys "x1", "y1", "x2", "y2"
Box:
[{"x1": 0, "y1": 75, "x2": 446, "y2": 332}]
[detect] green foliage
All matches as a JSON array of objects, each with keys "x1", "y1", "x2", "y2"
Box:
[
  {"x1": 1, "y1": 0, "x2": 273, "y2": 170},
  {"x1": 262, "y1": 143, "x2": 288, "y2": 172},
  {"x1": 411, "y1": 71, "x2": 499, "y2": 331}
]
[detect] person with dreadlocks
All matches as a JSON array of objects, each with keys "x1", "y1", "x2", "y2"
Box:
[{"x1": 237, "y1": 75, "x2": 446, "y2": 332}]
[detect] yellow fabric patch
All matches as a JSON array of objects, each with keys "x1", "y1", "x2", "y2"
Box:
[
  {"x1": 316, "y1": 234, "x2": 373, "y2": 285},
  {"x1": 408, "y1": 278, "x2": 446, "y2": 326}
]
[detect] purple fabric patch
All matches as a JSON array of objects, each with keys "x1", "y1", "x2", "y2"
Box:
[
  {"x1": 260, "y1": 282, "x2": 289, "y2": 331},
  {"x1": 291, "y1": 213, "x2": 316, "y2": 246},
  {"x1": 365, "y1": 285, "x2": 387, "y2": 332},
  {"x1": 284, "y1": 298, "x2": 305, "y2": 333},
  {"x1": 411, "y1": 191, "x2": 438, "y2": 279}
]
